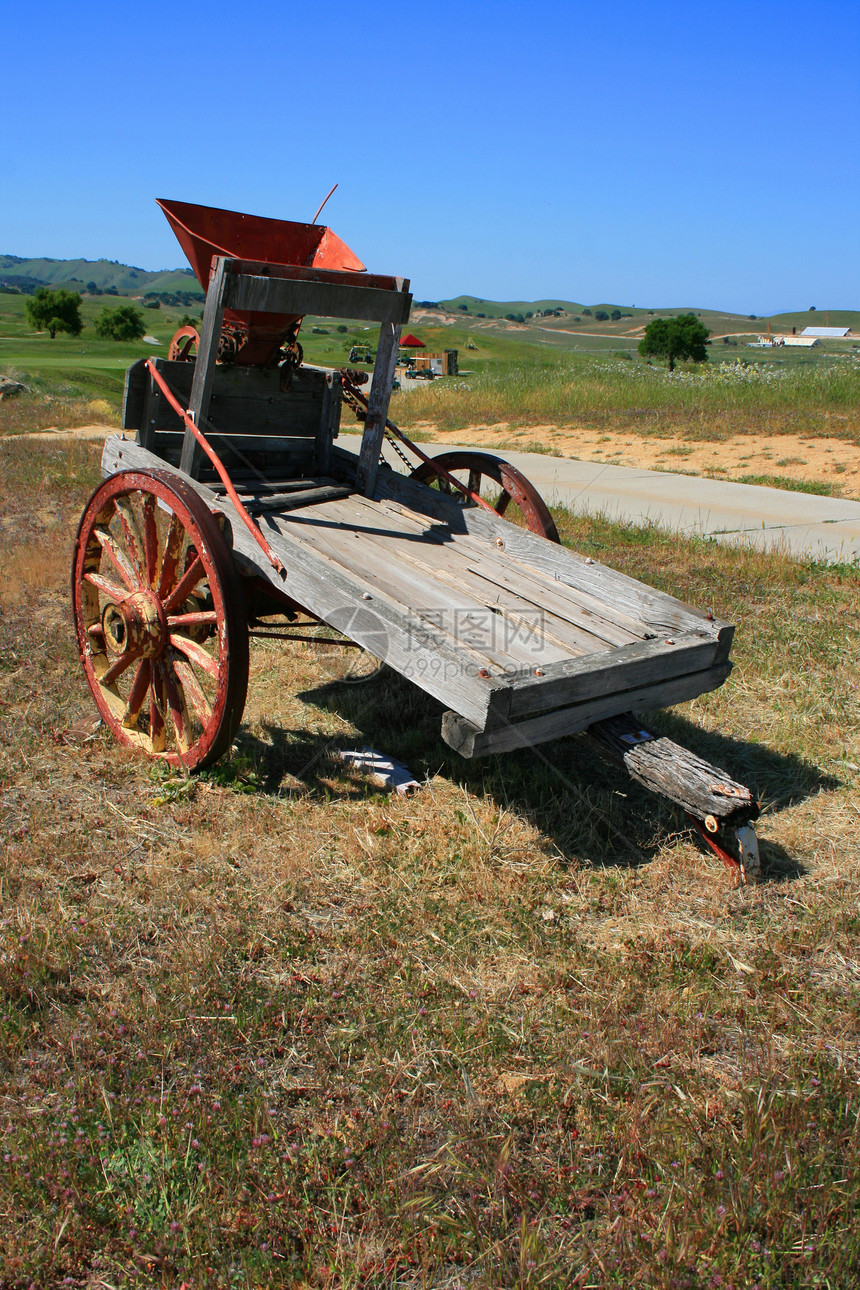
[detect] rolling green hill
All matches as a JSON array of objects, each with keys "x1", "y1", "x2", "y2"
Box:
[{"x1": 0, "y1": 254, "x2": 199, "y2": 296}]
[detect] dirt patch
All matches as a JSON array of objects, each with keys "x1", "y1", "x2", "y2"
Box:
[
  {"x1": 424, "y1": 423, "x2": 860, "y2": 497},
  {"x1": 11, "y1": 422, "x2": 115, "y2": 442}
]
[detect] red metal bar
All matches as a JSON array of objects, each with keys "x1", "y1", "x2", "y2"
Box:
[{"x1": 145, "y1": 360, "x2": 286, "y2": 578}]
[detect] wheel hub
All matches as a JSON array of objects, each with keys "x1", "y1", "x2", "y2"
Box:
[{"x1": 101, "y1": 590, "x2": 166, "y2": 661}]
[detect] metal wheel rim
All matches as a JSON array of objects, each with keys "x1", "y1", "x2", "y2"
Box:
[{"x1": 410, "y1": 450, "x2": 560, "y2": 542}]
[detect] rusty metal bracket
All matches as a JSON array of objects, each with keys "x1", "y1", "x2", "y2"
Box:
[{"x1": 687, "y1": 813, "x2": 761, "y2": 885}]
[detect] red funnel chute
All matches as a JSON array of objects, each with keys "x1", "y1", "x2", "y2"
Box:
[{"x1": 157, "y1": 197, "x2": 366, "y2": 365}]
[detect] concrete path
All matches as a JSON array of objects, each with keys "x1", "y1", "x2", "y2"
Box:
[{"x1": 340, "y1": 435, "x2": 860, "y2": 565}]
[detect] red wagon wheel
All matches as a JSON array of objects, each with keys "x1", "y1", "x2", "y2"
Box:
[
  {"x1": 409, "y1": 450, "x2": 560, "y2": 543},
  {"x1": 168, "y1": 325, "x2": 199, "y2": 362},
  {"x1": 72, "y1": 469, "x2": 249, "y2": 770}
]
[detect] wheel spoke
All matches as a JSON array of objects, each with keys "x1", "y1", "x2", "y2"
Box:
[
  {"x1": 157, "y1": 513, "x2": 185, "y2": 598},
  {"x1": 141, "y1": 492, "x2": 158, "y2": 586},
  {"x1": 122, "y1": 659, "x2": 151, "y2": 729},
  {"x1": 160, "y1": 660, "x2": 192, "y2": 752},
  {"x1": 100, "y1": 651, "x2": 138, "y2": 688},
  {"x1": 115, "y1": 497, "x2": 145, "y2": 584},
  {"x1": 94, "y1": 526, "x2": 138, "y2": 590},
  {"x1": 84, "y1": 570, "x2": 129, "y2": 602},
  {"x1": 150, "y1": 667, "x2": 166, "y2": 752},
  {"x1": 163, "y1": 555, "x2": 205, "y2": 614},
  {"x1": 167, "y1": 610, "x2": 218, "y2": 629},
  {"x1": 172, "y1": 655, "x2": 213, "y2": 725},
  {"x1": 169, "y1": 632, "x2": 219, "y2": 679},
  {"x1": 495, "y1": 491, "x2": 512, "y2": 517},
  {"x1": 467, "y1": 468, "x2": 482, "y2": 496}
]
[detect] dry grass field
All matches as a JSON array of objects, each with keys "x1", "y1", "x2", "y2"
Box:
[{"x1": 1, "y1": 428, "x2": 859, "y2": 1288}]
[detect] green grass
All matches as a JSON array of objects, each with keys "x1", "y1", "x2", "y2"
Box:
[
  {"x1": 392, "y1": 350, "x2": 860, "y2": 440},
  {"x1": 738, "y1": 474, "x2": 838, "y2": 496}
]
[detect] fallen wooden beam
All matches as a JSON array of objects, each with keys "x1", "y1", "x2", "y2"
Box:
[{"x1": 586, "y1": 713, "x2": 758, "y2": 828}]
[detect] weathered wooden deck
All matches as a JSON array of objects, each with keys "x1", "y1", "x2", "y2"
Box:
[{"x1": 102, "y1": 435, "x2": 733, "y2": 758}]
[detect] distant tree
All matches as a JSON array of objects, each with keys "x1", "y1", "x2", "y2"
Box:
[
  {"x1": 610, "y1": 309, "x2": 621, "y2": 321},
  {"x1": 594, "y1": 309, "x2": 609, "y2": 322},
  {"x1": 638, "y1": 313, "x2": 710, "y2": 371},
  {"x1": 581, "y1": 308, "x2": 592, "y2": 316},
  {"x1": 337, "y1": 325, "x2": 348, "y2": 333},
  {"x1": 458, "y1": 304, "x2": 469, "y2": 312},
  {"x1": 94, "y1": 304, "x2": 146, "y2": 342},
  {"x1": 809, "y1": 305, "x2": 816, "y2": 311},
  {"x1": 176, "y1": 313, "x2": 201, "y2": 329},
  {"x1": 25, "y1": 287, "x2": 83, "y2": 338}
]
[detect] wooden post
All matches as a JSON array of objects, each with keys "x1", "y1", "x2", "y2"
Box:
[
  {"x1": 180, "y1": 257, "x2": 229, "y2": 478},
  {"x1": 316, "y1": 370, "x2": 342, "y2": 475},
  {"x1": 356, "y1": 322, "x2": 401, "y2": 496}
]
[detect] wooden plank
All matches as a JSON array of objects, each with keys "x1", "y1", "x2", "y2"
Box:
[
  {"x1": 224, "y1": 271, "x2": 412, "y2": 325},
  {"x1": 357, "y1": 323, "x2": 401, "y2": 497},
  {"x1": 99, "y1": 437, "x2": 499, "y2": 728},
  {"x1": 490, "y1": 636, "x2": 724, "y2": 720},
  {"x1": 266, "y1": 501, "x2": 561, "y2": 672},
  {"x1": 320, "y1": 494, "x2": 605, "y2": 658},
  {"x1": 375, "y1": 469, "x2": 732, "y2": 657},
  {"x1": 246, "y1": 485, "x2": 352, "y2": 513},
  {"x1": 586, "y1": 714, "x2": 758, "y2": 825},
  {"x1": 181, "y1": 257, "x2": 227, "y2": 477},
  {"x1": 151, "y1": 431, "x2": 323, "y2": 456},
  {"x1": 224, "y1": 259, "x2": 408, "y2": 296},
  {"x1": 441, "y1": 665, "x2": 732, "y2": 758}
]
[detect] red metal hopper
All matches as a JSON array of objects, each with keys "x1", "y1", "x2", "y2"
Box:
[{"x1": 157, "y1": 197, "x2": 366, "y2": 365}]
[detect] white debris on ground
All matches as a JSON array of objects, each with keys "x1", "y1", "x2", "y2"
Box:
[{"x1": 335, "y1": 748, "x2": 421, "y2": 795}]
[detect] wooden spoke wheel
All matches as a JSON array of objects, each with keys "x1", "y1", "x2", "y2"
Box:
[
  {"x1": 410, "y1": 450, "x2": 560, "y2": 543},
  {"x1": 168, "y1": 325, "x2": 199, "y2": 362},
  {"x1": 72, "y1": 469, "x2": 249, "y2": 770}
]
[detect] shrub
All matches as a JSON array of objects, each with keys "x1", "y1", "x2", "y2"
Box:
[{"x1": 94, "y1": 304, "x2": 146, "y2": 342}]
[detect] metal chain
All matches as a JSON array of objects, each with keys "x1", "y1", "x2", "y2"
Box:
[{"x1": 383, "y1": 429, "x2": 413, "y2": 470}]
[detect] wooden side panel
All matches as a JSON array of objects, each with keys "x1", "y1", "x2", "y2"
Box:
[
  {"x1": 224, "y1": 272, "x2": 412, "y2": 325},
  {"x1": 143, "y1": 362, "x2": 334, "y2": 437},
  {"x1": 121, "y1": 359, "x2": 148, "y2": 433},
  {"x1": 441, "y1": 665, "x2": 732, "y2": 758}
]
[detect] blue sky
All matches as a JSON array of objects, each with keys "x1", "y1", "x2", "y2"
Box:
[{"x1": 3, "y1": 0, "x2": 858, "y2": 313}]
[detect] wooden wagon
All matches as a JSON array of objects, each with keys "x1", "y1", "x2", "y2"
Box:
[{"x1": 72, "y1": 200, "x2": 760, "y2": 881}]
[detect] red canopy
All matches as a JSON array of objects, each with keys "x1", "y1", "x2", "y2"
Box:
[{"x1": 399, "y1": 333, "x2": 425, "y2": 347}]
